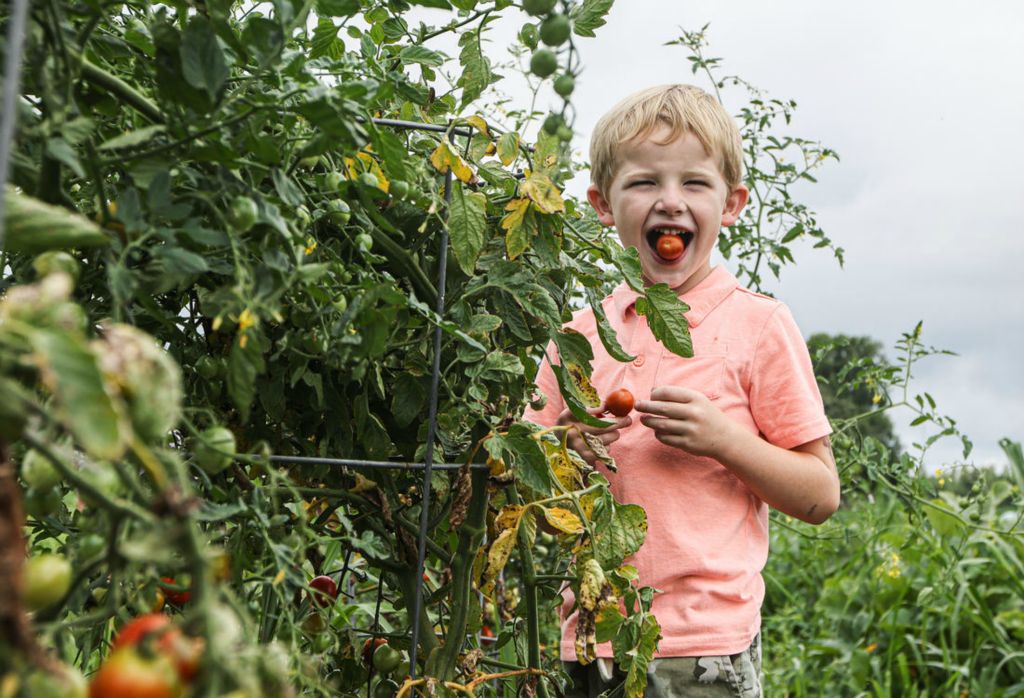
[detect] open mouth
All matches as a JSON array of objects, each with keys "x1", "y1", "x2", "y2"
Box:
[{"x1": 646, "y1": 228, "x2": 693, "y2": 263}]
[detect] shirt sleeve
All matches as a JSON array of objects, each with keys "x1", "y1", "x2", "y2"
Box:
[
  {"x1": 522, "y1": 341, "x2": 564, "y2": 427},
  {"x1": 748, "y1": 303, "x2": 832, "y2": 449}
]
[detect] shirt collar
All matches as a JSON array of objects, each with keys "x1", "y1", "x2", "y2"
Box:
[{"x1": 609, "y1": 266, "x2": 740, "y2": 328}]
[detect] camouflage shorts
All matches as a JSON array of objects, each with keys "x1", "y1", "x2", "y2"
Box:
[{"x1": 561, "y1": 634, "x2": 762, "y2": 698}]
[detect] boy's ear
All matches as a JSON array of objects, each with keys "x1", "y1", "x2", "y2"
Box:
[
  {"x1": 720, "y1": 184, "x2": 749, "y2": 226},
  {"x1": 587, "y1": 184, "x2": 615, "y2": 226}
]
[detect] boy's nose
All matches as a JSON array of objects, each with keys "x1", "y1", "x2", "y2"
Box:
[{"x1": 654, "y1": 187, "x2": 687, "y2": 214}]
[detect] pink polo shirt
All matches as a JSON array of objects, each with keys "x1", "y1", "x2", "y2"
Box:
[{"x1": 524, "y1": 266, "x2": 831, "y2": 659}]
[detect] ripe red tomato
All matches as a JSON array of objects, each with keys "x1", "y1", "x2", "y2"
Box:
[
  {"x1": 308, "y1": 575, "x2": 338, "y2": 607},
  {"x1": 604, "y1": 388, "x2": 635, "y2": 417},
  {"x1": 112, "y1": 613, "x2": 202, "y2": 683},
  {"x1": 113, "y1": 614, "x2": 171, "y2": 651},
  {"x1": 362, "y1": 637, "x2": 387, "y2": 666},
  {"x1": 656, "y1": 233, "x2": 685, "y2": 261},
  {"x1": 480, "y1": 625, "x2": 496, "y2": 646},
  {"x1": 160, "y1": 577, "x2": 191, "y2": 606},
  {"x1": 88, "y1": 648, "x2": 182, "y2": 698}
]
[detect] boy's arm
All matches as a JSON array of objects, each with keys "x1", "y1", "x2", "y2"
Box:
[{"x1": 638, "y1": 387, "x2": 840, "y2": 525}]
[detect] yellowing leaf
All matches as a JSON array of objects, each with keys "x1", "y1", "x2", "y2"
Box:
[
  {"x1": 429, "y1": 141, "x2": 476, "y2": 184},
  {"x1": 543, "y1": 506, "x2": 584, "y2": 535},
  {"x1": 497, "y1": 132, "x2": 521, "y2": 166},
  {"x1": 500, "y1": 198, "x2": 530, "y2": 232},
  {"x1": 567, "y1": 362, "x2": 600, "y2": 407},
  {"x1": 349, "y1": 472, "x2": 377, "y2": 493},
  {"x1": 494, "y1": 504, "x2": 525, "y2": 532},
  {"x1": 464, "y1": 115, "x2": 490, "y2": 138},
  {"x1": 520, "y1": 172, "x2": 565, "y2": 214},
  {"x1": 480, "y1": 527, "x2": 517, "y2": 596}
]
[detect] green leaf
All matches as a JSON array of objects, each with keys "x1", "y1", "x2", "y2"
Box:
[
  {"x1": 595, "y1": 605, "x2": 625, "y2": 643},
  {"x1": 228, "y1": 335, "x2": 265, "y2": 422},
  {"x1": 180, "y1": 15, "x2": 230, "y2": 99},
  {"x1": 371, "y1": 128, "x2": 410, "y2": 182},
  {"x1": 457, "y1": 30, "x2": 493, "y2": 107},
  {"x1": 635, "y1": 284, "x2": 692, "y2": 358},
  {"x1": 45, "y1": 138, "x2": 85, "y2": 177},
  {"x1": 31, "y1": 329, "x2": 126, "y2": 460},
  {"x1": 316, "y1": 0, "x2": 361, "y2": 16},
  {"x1": 242, "y1": 17, "x2": 284, "y2": 68},
  {"x1": 613, "y1": 246, "x2": 645, "y2": 291},
  {"x1": 97, "y1": 125, "x2": 167, "y2": 151},
  {"x1": 496, "y1": 132, "x2": 520, "y2": 166},
  {"x1": 585, "y1": 287, "x2": 634, "y2": 362},
  {"x1": 448, "y1": 186, "x2": 488, "y2": 275},
  {"x1": 623, "y1": 615, "x2": 661, "y2": 698},
  {"x1": 311, "y1": 18, "x2": 345, "y2": 60},
  {"x1": 592, "y1": 496, "x2": 647, "y2": 567},
  {"x1": 3, "y1": 187, "x2": 110, "y2": 253},
  {"x1": 504, "y1": 424, "x2": 552, "y2": 493},
  {"x1": 391, "y1": 373, "x2": 426, "y2": 427},
  {"x1": 398, "y1": 45, "x2": 447, "y2": 67},
  {"x1": 571, "y1": 0, "x2": 615, "y2": 37}
]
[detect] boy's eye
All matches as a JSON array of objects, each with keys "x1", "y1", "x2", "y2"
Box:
[
  {"x1": 686, "y1": 180, "x2": 708, "y2": 187},
  {"x1": 629, "y1": 180, "x2": 654, "y2": 187}
]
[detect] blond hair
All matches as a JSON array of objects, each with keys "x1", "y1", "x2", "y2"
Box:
[{"x1": 589, "y1": 84, "x2": 744, "y2": 194}]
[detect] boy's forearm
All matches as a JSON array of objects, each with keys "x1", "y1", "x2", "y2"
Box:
[{"x1": 714, "y1": 426, "x2": 840, "y2": 525}]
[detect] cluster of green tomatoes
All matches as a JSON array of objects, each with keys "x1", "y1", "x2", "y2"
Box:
[{"x1": 520, "y1": 0, "x2": 576, "y2": 142}]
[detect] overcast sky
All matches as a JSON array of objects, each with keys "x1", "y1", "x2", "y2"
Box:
[{"x1": 413, "y1": 1, "x2": 1024, "y2": 470}]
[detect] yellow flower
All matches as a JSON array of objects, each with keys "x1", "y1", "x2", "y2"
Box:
[
  {"x1": 238, "y1": 308, "x2": 256, "y2": 332},
  {"x1": 305, "y1": 238, "x2": 317, "y2": 255},
  {"x1": 865, "y1": 643, "x2": 878, "y2": 654},
  {"x1": 872, "y1": 393, "x2": 881, "y2": 404}
]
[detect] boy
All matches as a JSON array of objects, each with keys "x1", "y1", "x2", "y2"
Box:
[{"x1": 524, "y1": 84, "x2": 840, "y2": 697}]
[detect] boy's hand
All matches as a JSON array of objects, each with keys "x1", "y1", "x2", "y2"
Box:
[
  {"x1": 636, "y1": 386, "x2": 737, "y2": 458},
  {"x1": 556, "y1": 407, "x2": 631, "y2": 467}
]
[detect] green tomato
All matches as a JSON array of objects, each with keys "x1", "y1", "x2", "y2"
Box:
[
  {"x1": 33, "y1": 251, "x2": 80, "y2": 286},
  {"x1": 529, "y1": 49, "x2": 558, "y2": 78},
  {"x1": 374, "y1": 678, "x2": 400, "y2": 698},
  {"x1": 229, "y1": 196, "x2": 258, "y2": 233},
  {"x1": 193, "y1": 426, "x2": 236, "y2": 475},
  {"x1": 542, "y1": 113, "x2": 563, "y2": 135},
  {"x1": 22, "y1": 488, "x2": 64, "y2": 519},
  {"x1": 358, "y1": 172, "x2": 380, "y2": 189},
  {"x1": 389, "y1": 180, "x2": 410, "y2": 200},
  {"x1": 519, "y1": 22, "x2": 539, "y2": 49},
  {"x1": 23, "y1": 663, "x2": 88, "y2": 698},
  {"x1": 372, "y1": 644, "x2": 403, "y2": 674},
  {"x1": 325, "y1": 171, "x2": 345, "y2": 191},
  {"x1": 356, "y1": 232, "x2": 374, "y2": 252},
  {"x1": 299, "y1": 155, "x2": 321, "y2": 169},
  {"x1": 556, "y1": 125, "x2": 574, "y2": 142},
  {"x1": 77, "y1": 533, "x2": 106, "y2": 561},
  {"x1": 23, "y1": 554, "x2": 72, "y2": 611},
  {"x1": 539, "y1": 14, "x2": 571, "y2": 46},
  {"x1": 332, "y1": 295, "x2": 348, "y2": 314},
  {"x1": 295, "y1": 204, "x2": 312, "y2": 229},
  {"x1": 328, "y1": 199, "x2": 352, "y2": 226},
  {"x1": 522, "y1": 0, "x2": 556, "y2": 17},
  {"x1": 21, "y1": 448, "x2": 62, "y2": 491},
  {"x1": 553, "y1": 74, "x2": 575, "y2": 98}
]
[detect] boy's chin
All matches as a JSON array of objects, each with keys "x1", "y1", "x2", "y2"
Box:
[{"x1": 641, "y1": 265, "x2": 700, "y2": 292}]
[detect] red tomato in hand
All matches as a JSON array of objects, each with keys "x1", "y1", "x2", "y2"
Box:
[
  {"x1": 603, "y1": 388, "x2": 635, "y2": 417},
  {"x1": 656, "y1": 233, "x2": 685, "y2": 261},
  {"x1": 308, "y1": 575, "x2": 338, "y2": 607},
  {"x1": 88, "y1": 647, "x2": 182, "y2": 698}
]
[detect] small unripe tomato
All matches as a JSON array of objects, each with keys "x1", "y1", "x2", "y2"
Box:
[
  {"x1": 193, "y1": 426, "x2": 236, "y2": 475},
  {"x1": 553, "y1": 74, "x2": 575, "y2": 98},
  {"x1": 389, "y1": 180, "x2": 410, "y2": 200},
  {"x1": 522, "y1": 0, "x2": 556, "y2": 16},
  {"x1": 33, "y1": 251, "x2": 80, "y2": 285},
  {"x1": 21, "y1": 448, "x2": 62, "y2": 491},
  {"x1": 529, "y1": 49, "x2": 558, "y2": 78},
  {"x1": 358, "y1": 172, "x2": 380, "y2": 189},
  {"x1": 325, "y1": 171, "x2": 345, "y2": 191},
  {"x1": 362, "y1": 637, "x2": 387, "y2": 666},
  {"x1": 603, "y1": 388, "x2": 635, "y2": 417},
  {"x1": 356, "y1": 232, "x2": 374, "y2": 252},
  {"x1": 23, "y1": 554, "x2": 72, "y2": 611},
  {"x1": 539, "y1": 14, "x2": 571, "y2": 46},
  {"x1": 228, "y1": 196, "x2": 258, "y2": 233},
  {"x1": 542, "y1": 113, "x2": 562, "y2": 135},
  {"x1": 327, "y1": 199, "x2": 351, "y2": 226}
]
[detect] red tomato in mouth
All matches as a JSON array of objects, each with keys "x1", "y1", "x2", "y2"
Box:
[{"x1": 656, "y1": 233, "x2": 685, "y2": 261}]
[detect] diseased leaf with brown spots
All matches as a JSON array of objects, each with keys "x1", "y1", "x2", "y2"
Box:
[{"x1": 566, "y1": 362, "x2": 600, "y2": 408}]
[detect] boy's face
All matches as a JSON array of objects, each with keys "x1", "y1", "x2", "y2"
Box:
[{"x1": 587, "y1": 127, "x2": 748, "y2": 294}]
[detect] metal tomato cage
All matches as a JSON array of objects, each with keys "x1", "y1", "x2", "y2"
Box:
[{"x1": 0, "y1": 4, "x2": 503, "y2": 688}]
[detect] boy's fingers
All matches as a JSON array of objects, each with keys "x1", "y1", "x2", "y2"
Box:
[
  {"x1": 645, "y1": 386, "x2": 702, "y2": 405},
  {"x1": 636, "y1": 399, "x2": 690, "y2": 419}
]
